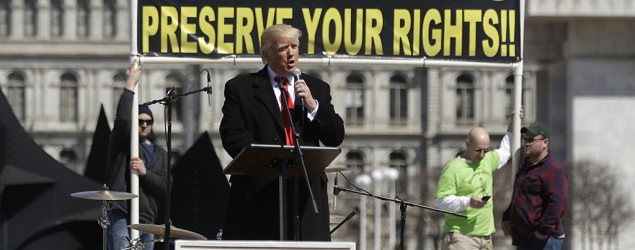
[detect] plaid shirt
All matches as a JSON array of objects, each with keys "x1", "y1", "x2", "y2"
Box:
[{"x1": 502, "y1": 153, "x2": 568, "y2": 246}]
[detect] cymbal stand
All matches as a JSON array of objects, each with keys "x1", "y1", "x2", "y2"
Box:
[
  {"x1": 98, "y1": 200, "x2": 110, "y2": 250},
  {"x1": 123, "y1": 236, "x2": 145, "y2": 250}
]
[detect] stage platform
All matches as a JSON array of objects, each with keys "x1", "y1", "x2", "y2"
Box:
[{"x1": 175, "y1": 240, "x2": 355, "y2": 250}]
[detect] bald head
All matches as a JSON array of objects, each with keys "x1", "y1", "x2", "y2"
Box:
[
  {"x1": 465, "y1": 127, "x2": 491, "y2": 163},
  {"x1": 468, "y1": 127, "x2": 490, "y2": 145}
]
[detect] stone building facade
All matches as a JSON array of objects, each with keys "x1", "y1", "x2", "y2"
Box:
[{"x1": 1, "y1": 0, "x2": 634, "y2": 249}]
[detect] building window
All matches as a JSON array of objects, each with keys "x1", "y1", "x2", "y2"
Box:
[
  {"x1": 60, "y1": 73, "x2": 78, "y2": 122},
  {"x1": 76, "y1": 0, "x2": 90, "y2": 38},
  {"x1": 389, "y1": 74, "x2": 408, "y2": 123},
  {"x1": 103, "y1": 0, "x2": 116, "y2": 38},
  {"x1": 112, "y1": 72, "x2": 125, "y2": 111},
  {"x1": 24, "y1": 0, "x2": 37, "y2": 37},
  {"x1": 345, "y1": 74, "x2": 364, "y2": 126},
  {"x1": 505, "y1": 75, "x2": 524, "y2": 115},
  {"x1": 7, "y1": 72, "x2": 26, "y2": 121},
  {"x1": 455, "y1": 74, "x2": 474, "y2": 121},
  {"x1": 165, "y1": 73, "x2": 184, "y2": 122},
  {"x1": 346, "y1": 150, "x2": 365, "y2": 175},
  {"x1": 51, "y1": 0, "x2": 64, "y2": 37},
  {"x1": 389, "y1": 151, "x2": 408, "y2": 195},
  {"x1": 60, "y1": 148, "x2": 78, "y2": 173},
  {"x1": 0, "y1": 0, "x2": 10, "y2": 36}
]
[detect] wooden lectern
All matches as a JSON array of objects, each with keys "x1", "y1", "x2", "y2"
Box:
[{"x1": 223, "y1": 144, "x2": 341, "y2": 240}]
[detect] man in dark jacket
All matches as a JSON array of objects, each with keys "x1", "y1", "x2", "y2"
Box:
[
  {"x1": 219, "y1": 24, "x2": 345, "y2": 241},
  {"x1": 502, "y1": 122, "x2": 568, "y2": 250},
  {"x1": 105, "y1": 60, "x2": 169, "y2": 250}
]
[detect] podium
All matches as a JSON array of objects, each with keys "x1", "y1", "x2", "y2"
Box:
[
  {"x1": 223, "y1": 144, "x2": 341, "y2": 240},
  {"x1": 224, "y1": 144, "x2": 341, "y2": 178}
]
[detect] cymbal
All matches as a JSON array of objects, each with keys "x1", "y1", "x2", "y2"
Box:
[
  {"x1": 71, "y1": 190, "x2": 138, "y2": 201},
  {"x1": 325, "y1": 167, "x2": 350, "y2": 173},
  {"x1": 128, "y1": 224, "x2": 207, "y2": 240}
]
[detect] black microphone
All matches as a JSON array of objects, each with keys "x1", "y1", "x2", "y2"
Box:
[
  {"x1": 333, "y1": 173, "x2": 339, "y2": 210},
  {"x1": 330, "y1": 207, "x2": 359, "y2": 234},
  {"x1": 273, "y1": 75, "x2": 283, "y2": 84},
  {"x1": 167, "y1": 86, "x2": 176, "y2": 96},
  {"x1": 205, "y1": 70, "x2": 212, "y2": 106},
  {"x1": 292, "y1": 68, "x2": 303, "y2": 112}
]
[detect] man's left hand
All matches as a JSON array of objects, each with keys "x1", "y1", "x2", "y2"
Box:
[
  {"x1": 129, "y1": 157, "x2": 147, "y2": 176},
  {"x1": 295, "y1": 79, "x2": 317, "y2": 111},
  {"x1": 534, "y1": 230, "x2": 548, "y2": 240}
]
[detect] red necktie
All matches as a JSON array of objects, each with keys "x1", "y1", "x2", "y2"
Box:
[{"x1": 281, "y1": 78, "x2": 294, "y2": 145}]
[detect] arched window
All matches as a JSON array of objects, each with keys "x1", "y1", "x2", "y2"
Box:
[
  {"x1": 345, "y1": 74, "x2": 364, "y2": 126},
  {"x1": 103, "y1": 0, "x2": 116, "y2": 38},
  {"x1": 165, "y1": 73, "x2": 184, "y2": 121},
  {"x1": 389, "y1": 151, "x2": 408, "y2": 195},
  {"x1": 389, "y1": 74, "x2": 408, "y2": 121},
  {"x1": 7, "y1": 72, "x2": 26, "y2": 121},
  {"x1": 456, "y1": 74, "x2": 474, "y2": 121},
  {"x1": 60, "y1": 148, "x2": 78, "y2": 173},
  {"x1": 76, "y1": 0, "x2": 90, "y2": 38},
  {"x1": 0, "y1": 0, "x2": 11, "y2": 36},
  {"x1": 346, "y1": 150, "x2": 365, "y2": 175},
  {"x1": 50, "y1": 0, "x2": 64, "y2": 37},
  {"x1": 24, "y1": 0, "x2": 37, "y2": 37},
  {"x1": 60, "y1": 73, "x2": 78, "y2": 122},
  {"x1": 112, "y1": 72, "x2": 126, "y2": 111}
]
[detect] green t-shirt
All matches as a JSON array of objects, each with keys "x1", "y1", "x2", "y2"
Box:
[{"x1": 435, "y1": 152, "x2": 500, "y2": 236}]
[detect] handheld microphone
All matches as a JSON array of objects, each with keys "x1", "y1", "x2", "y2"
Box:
[
  {"x1": 206, "y1": 70, "x2": 212, "y2": 106},
  {"x1": 333, "y1": 173, "x2": 339, "y2": 209},
  {"x1": 292, "y1": 68, "x2": 303, "y2": 112}
]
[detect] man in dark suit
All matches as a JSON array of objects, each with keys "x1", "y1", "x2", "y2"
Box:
[{"x1": 219, "y1": 24, "x2": 345, "y2": 241}]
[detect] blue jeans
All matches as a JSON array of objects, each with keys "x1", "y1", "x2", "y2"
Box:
[
  {"x1": 107, "y1": 209, "x2": 155, "y2": 250},
  {"x1": 517, "y1": 236, "x2": 564, "y2": 250}
]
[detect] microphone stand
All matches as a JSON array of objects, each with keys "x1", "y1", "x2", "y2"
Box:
[
  {"x1": 142, "y1": 85, "x2": 212, "y2": 250},
  {"x1": 333, "y1": 186, "x2": 466, "y2": 250},
  {"x1": 276, "y1": 77, "x2": 318, "y2": 241}
]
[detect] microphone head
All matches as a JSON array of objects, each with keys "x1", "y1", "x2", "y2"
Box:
[
  {"x1": 292, "y1": 68, "x2": 301, "y2": 80},
  {"x1": 273, "y1": 76, "x2": 283, "y2": 83}
]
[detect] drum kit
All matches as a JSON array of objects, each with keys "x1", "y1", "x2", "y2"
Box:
[
  {"x1": 71, "y1": 184, "x2": 206, "y2": 250},
  {"x1": 71, "y1": 168, "x2": 349, "y2": 249}
]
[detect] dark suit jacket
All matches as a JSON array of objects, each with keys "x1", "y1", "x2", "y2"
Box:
[{"x1": 219, "y1": 66, "x2": 345, "y2": 241}]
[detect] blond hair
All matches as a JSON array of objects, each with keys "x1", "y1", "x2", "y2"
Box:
[{"x1": 260, "y1": 24, "x2": 302, "y2": 63}]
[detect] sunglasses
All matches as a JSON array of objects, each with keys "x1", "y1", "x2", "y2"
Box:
[
  {"x1": 473, "y1": 148, "x2": 491, "y2": 153},
  {"x1": 139, "y1": 119, "x2": 153, "y2": 126},
  {"x1": 523, "y1": 137, "x2": 545, "y2": 145}
]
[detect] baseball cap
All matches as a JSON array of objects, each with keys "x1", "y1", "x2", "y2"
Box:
[{"x1": 521, "y1": 122, "x2": 551, "y2": 139}]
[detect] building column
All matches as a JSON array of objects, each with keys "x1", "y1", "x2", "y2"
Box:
[
  {"x1": 64, "y1": 0, "x2": 76, "y2": 40},
  {"x1": 115, "y1": 0, "x2": 128, "y2": 41},
  {"x1": 10, "y1": 0, "x2": 24, "y2": 40},
  {"x1": 90, "y1": 0, "x2": 104, "y2": 41},
  {"x1": 37, "y1": 0, "x2": 50, "y2": 40}
]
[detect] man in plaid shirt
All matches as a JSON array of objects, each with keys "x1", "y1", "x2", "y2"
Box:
[{"x1": 502, "y1": 122, "x2": 568, "y2": 250}]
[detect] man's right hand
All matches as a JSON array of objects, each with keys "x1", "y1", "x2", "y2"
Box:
[
  {"x1": 469, "y1": 196, "x2": 487, "y2": 208},
  {"x1": 125, "y1": 58, "x2": 142, "y2": 91}
]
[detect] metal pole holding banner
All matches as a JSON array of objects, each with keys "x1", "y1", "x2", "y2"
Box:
[
  {"x1": 511, "y1": 0, "x2": 526, "y2": 185},
  {"x1": 129, "y1": 0, "x2": 140, "y2": 243}
]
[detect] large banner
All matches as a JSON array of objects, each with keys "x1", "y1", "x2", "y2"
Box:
[{"x1": 137, "y1": 0, "x2": 521, "y2": 62}]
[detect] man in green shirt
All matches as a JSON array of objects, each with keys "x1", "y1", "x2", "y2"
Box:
[{"x1": 435, "y1": 111, "x2": 519, "y2": 250}]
